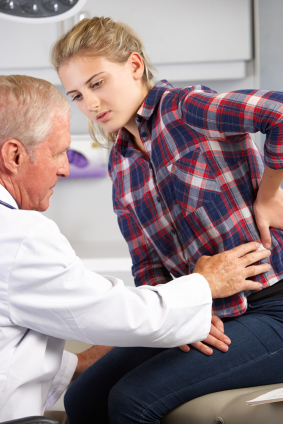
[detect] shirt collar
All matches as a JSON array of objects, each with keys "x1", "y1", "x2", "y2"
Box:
[
  {"x1": 137, "y1": 80, "x2": 174, "y2": 120},
  {"x1": 0, "y1": 184, "x2": 19, "y2": 209},
  {"x1": 114, "y1": 80, "x2": 174, "y2": 157}
]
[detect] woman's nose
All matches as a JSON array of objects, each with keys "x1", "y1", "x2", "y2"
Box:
[{"x1": 85, "y1": 92, "x2": 99, "y2": 111}]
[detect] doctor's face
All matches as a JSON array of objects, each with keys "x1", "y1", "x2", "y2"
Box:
[{"x1": 19, "y1": 115, "x2": 71, "y2": 211}]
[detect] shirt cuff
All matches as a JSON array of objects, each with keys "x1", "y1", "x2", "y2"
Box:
[
  {"x1": 46, "y1": 350, "x2": 78, "y2": 409},
  {"x1": 170, "y1": 273, "x2": 212, "y2": 298}
]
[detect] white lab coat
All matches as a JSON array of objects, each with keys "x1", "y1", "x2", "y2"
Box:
[{"x1": 0, "y1": 184, "x2": 212, "y2": 421}]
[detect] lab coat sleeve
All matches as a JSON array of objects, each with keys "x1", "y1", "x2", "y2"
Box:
[
  {"x1": 46, "y1": 351, "x2": 78, "y2": 409},
  {"x1": 8, "y1": 216, "x2": 212, "y2": 348}
]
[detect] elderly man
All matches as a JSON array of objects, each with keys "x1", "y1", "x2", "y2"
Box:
[{"x1": 0, "y1": 75, "x2": 270, "y2": 421}]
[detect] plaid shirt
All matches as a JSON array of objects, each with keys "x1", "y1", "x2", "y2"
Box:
[{"x1": 109, "y1": 80, "x2": 283, "y2": 318}]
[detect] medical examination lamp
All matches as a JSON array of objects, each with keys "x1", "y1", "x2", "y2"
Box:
[{"x1": 0, "y1": 0, "x2": 87, "y2": 23}]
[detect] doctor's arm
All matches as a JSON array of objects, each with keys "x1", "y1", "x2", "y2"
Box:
[
  {"x1": 8, "y1": 218, "x2": 213, "y2": 348},
  {"x1": 9, "y1": 219, "x2": 270, "y2": 350}
]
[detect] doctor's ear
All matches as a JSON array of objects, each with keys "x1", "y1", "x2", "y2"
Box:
[{"x1": 1, "y1": 139, "x2": 29, "y2": 174}]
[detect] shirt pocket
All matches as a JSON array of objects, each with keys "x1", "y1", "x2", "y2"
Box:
[{"x1": 167, "y1": 147, "x2": 221, "y2": 216}]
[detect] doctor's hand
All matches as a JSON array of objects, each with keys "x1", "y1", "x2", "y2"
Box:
[
  {"x1": 178, "y1": 316, "x2": 230, "y2": 354},
  {"x1": 72, "y1": 345, "x2": 114, "y2": 381},
  {"x1": 193, "y1": 242, "x2": 271, "y2": 299}
]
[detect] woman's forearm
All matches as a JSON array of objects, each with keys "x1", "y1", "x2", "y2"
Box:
[
  {"x1": 257, "y1": 166, "x2": 283, "y2": 198},
  {"x1": 253, "y1": 165, "x2": 283, "y2": 248}
]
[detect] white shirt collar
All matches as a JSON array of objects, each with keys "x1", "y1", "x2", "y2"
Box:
[{"x1": 0, "y1": 184, "x2": 19, "y2": 209}]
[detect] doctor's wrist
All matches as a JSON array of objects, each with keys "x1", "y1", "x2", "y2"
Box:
[{"x1": 72, "y1": 345, "x2": 115, "y2": 381}]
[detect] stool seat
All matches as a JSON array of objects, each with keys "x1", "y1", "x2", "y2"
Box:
[{"x1": 162, "y1": 383, "x2": 283, "y2": 424}]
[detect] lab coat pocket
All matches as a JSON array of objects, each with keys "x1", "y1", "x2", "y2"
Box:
[
  {"x1": 0, "y1": 348, "x2": 15, "y2": 410},
  {"x1": 0, "y1": 375, "x2": 7, "y2": 400}
]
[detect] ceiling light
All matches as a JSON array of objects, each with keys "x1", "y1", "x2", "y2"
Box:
[{"x1": 0, "y1": 0, "x2": 87, "y2": 23}]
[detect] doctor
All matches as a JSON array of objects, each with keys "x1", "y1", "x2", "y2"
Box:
[{"x1": 0, "y1": 75, "x2": 270, "y2": 421}]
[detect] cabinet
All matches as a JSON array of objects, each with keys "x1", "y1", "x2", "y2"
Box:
[
  {"x1": 0, "y1": 19, "x2": 61, "y2": 83},
  {"x1": 0, "y1": 0, "x2": 253, "y2": 83},
  {"x1": 86, "y1": 0, "x2": 252, "y2": 80}
]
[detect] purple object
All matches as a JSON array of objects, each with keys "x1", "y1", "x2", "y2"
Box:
[{"x1": 67, "y1": 149, "x2": 88, "y2": 168}]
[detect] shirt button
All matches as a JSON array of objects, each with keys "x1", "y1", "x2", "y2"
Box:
[
  {"x1": 149, "y1": 163, "x2": 152, "y2": 169},
  {"x1": 156, "y1": 196, "x2": 161, "y2": 202},
  {"x1": 136, "y1": 116, "x2": 142, "y2": 122},
  {"x1": 141, "y1": 132, "x2": 147, "y2": 138},
  {"x1": 170, "y1": 229, "x2": 176, "y2": 235}
]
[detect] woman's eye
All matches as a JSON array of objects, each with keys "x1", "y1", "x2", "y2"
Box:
[
  {"x1": 72, "y1": 94, "x2": 82, "y2": 102},
  {"x1": 91, "y1": 81, "x2": 102, "y2": 89}
]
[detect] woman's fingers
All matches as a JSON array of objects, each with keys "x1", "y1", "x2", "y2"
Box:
[
  {"x1": 209, "y1": 324, "x2": 231, "y2": 345},
  {"x1": 178, "y1": 344, "x2": 190, "y2": 352},
  {"x1": 190, "y1": 341, "x2": 213, "y2": 355},
  {"x1": 190, "y1": 335, "x2": 229, "y2": 355},
  {"x1": 190, "y1": 320, "x2": 231, "y2": 356},
  {"x1": 204, "y1": 334, "x2": 229, "y2": 352},
  {"x1": 211, "y1": 315, "x2": 224, "y2": 333},
  {"x1": 256, "y1": 221, "x2": 272, "y2": 250}
]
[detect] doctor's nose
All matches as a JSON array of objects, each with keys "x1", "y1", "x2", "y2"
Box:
[{"x1": 58, "y1": 153, "x2": 70, "y2": 178}]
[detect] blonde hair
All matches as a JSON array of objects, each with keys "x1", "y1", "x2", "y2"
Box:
[
  {"x1": 0, "y1": 75, "x2": 71, "y2": 159},
  {"x1": 51, "y1": 16, "x2": 156, "y2": 146}
]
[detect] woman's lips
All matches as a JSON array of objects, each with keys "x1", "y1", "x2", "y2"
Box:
[{"x1": 96, "y1": 111, "x2": 111, "y2": 122}]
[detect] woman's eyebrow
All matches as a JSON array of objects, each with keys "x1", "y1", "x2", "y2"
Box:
[{"x1": 66, "y1": 72, "x2": 105, "y2": 95}]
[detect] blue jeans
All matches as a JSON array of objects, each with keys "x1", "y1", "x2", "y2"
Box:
[{"x1": 64, "y1": 297, "x2": 283, "y2": 424}]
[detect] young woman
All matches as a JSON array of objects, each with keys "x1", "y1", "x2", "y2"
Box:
[{"x1": 51, "y1": 17, "x2": 283, "y2": 424}]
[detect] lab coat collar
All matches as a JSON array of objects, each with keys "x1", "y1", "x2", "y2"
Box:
[{"x1": 0, "y1": 184, "x2": 19, "y2": 209}]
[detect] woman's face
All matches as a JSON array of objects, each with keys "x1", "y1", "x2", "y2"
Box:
[{"x1": 59, "y1": 54, "x2": 147, "y2": 134}]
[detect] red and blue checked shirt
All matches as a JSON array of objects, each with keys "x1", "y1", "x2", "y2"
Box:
[{"x1": 108, "y1": 80, "x2": 283, "y2": 318}]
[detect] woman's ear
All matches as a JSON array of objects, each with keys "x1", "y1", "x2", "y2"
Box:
[
  {"x1": 128, "y1": 52, "x2": 145, "y2": 81},
  {"x1": 1, "y1": 139, "x2": 28, "y2": 174}
]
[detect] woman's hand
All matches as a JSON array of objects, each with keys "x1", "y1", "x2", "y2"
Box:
[
  {"x1": 253, "y1": 165, "x2": 283, "y2": 249},
  {"x1": 254, "y1": 187, "x2": 283, "y2": 249},
  {"x1": 178, "y1": 315, "x2": 230, "y2": 354}
]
